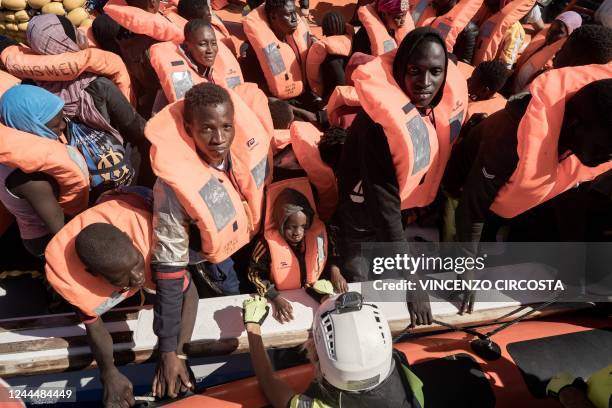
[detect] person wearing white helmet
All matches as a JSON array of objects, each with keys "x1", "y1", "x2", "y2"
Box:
[{"x1": 242, "y1": 291, "x2": 425, "y2": 408}]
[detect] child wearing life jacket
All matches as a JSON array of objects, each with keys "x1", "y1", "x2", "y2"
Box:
[
  {"x1": 466, "y1": 60, "x2": 509, "y2": 119},
  {"x1": 248, "y1": 181, "x2": 347, "y2": 323}
]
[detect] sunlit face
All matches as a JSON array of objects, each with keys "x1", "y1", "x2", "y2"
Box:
[
  {"x1": 184, "y1": 25, "x2": 218, "y2": 69},
  {"x1": 269, "y1": 1, "x2": 298, "y2": 37},
  {"x1": 185, "y1": 102, "x2": 235, "y2": 167},
  {"x1": 283, "y1": 211, "x2": 308, "y2": 246},
  {"x1": 403, "y1": 40, "x2": 446, "y2": 108}
]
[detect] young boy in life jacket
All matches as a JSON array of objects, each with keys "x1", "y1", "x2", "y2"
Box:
[
  {"x1": 242, "y1": 292, "x2": 425, "y2": 407},
  {"x1": 44, "y1": 189, "x2": 198, "y2": 407},
  {"x1": 248, "y1": 183, "x2": 347, "y2": 323},
  {"x1": 445, "y1": 77, "x2": 612, "y2": 313}
]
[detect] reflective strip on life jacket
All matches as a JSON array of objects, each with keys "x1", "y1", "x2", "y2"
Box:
[
  {"x1": 358, "y1": 4, "x2": 415, "y2": 56},
  {"x1": 0, "y1": 124, "x2": 90, "y2": 217},
  {"x1": 290, "y1": 122, "x2": 338, "y2": 221},
  {"x1": 149, "y1": 41, "x2": 244, "y2": 103},
  {"x1": 264, "y1": 177, "x2": 327, "y2": 290},
  {"x1": 305, "y1": 34, "x2": 352, "y2": 97},
  {"x1": 431, "y1": 0, "x2": 485, "y2": 51},
  {"x1": 1, "y1": 45, "x2": 133, "y2": 103},
  {"x1": 45, "y1": 193, "x2": 154, "y2": 318},
  {"x1": 491, "y1": 63, "x2": 612, "y2": 218},
  {"x1": 243, "y1": 5, "x2": 311, "y2": 99},
  {"x1": 104, "y1": 0, "x2": 184, "y2": 43},
  {"x1": 410, "y1": 0, "x2": 436, "y2": 27},
  {"x1": 145, "y1": 88, "x2": 272, "y2": 262},
  {"x1": 473, "y1": 0, "x2": 536, "y2": 65}
]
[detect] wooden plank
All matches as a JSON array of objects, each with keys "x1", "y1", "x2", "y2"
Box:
[{"x1": 0, "y1": 265, "x2": 593, "y2": 377}]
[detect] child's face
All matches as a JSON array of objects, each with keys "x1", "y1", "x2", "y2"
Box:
[{"x1": 283, "y1": 211, "x2": 308, "y2": 246}]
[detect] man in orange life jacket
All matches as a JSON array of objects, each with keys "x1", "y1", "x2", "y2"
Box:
[
  {"x1": 552, "y1": 25, "x2": 612, "y2": 70},
  {"x1": 150, "y1": 84, "x2": 248, "y2": 396},
  {"x1": 242, "y1": 0, "x2": 321, "y2": 118},
  {"x1": 429, "y1": 0, "x2": 480, "y2": 64},
  {"x1": 444, "y1": 78, "x2": 612, "y2": 313},
  {"x1": 45, "y1": 189, "x2": 198, "y2": 407}
]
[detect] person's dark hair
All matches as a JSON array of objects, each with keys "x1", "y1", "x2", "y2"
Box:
[
  {"x1": 178, "y1": 0, "x2": 212, "y2": 21},
  {"x1": 393, "y1": 27, "x2": 448, "y2": 107},
  {"x1": 126, "y1": 0, "x2": 150, "y2": 10},
  {"x1": 269, "y1": 99, "x2": 293, "y2": 129},
  {"x1": 265, "y1": 0, "x2": 290, "y2": 19},
  {"x1": 57, "y1": 15, "x2": 77, "y2": 42},
  {"x1": 184, "y1": 82, "x2": 233, "y2": 123},
  {"x1": 322, "y1": 12, "x2": 345, "y2": 37},
  {"x1": 75, "y1": 223, "x2": 134, "y2": 276},
  {"x1": 318, "y1": 126, "x2": 346, "y2": 170},
  {"x1": 564, "y1": 25, "x2": 612, "y2": 66},
  {"x1": 572, "y1": 78, "x2": 612, "y2": 136},
  {"x1": 184, "y1": 18, "x2": 214, "y2": 41},
  {"x1": 473, "y1": 60, "x2": 509, "y2": 93},
  {"x1": 0, "y1": 35, "x2": 19, "y2": 55}
]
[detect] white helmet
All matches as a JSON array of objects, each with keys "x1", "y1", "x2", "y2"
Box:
[{"x1": 312, "y1": 292, "x2": 393, "y2": 392}]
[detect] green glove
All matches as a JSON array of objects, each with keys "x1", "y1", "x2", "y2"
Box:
[
  {"x1": 547, "y1": 372, "x2": 576, "y2": 397},
  {"x1": 312, "y1": 279, "x2": 335, "y2": 295},
  {"x1": 243, "y1": 296, "x2": 270, "y2": 325}
]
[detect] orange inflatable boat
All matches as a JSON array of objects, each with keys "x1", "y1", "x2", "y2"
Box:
[{"x1": 163, "y1": 311, "x2": 611, "y2": 408}]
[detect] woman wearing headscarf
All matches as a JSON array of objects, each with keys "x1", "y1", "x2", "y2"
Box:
[
  {"x1": 24, "y1": 14, "x2": 153, "y2": 186},
  {"x1": 0, "y1": 85, "x2": 135, "y2": 256},
  {"x1": 511, "y1": 10, "x2": 582, "y2": 93},
  {"x1": 336, "y1": 28, "x2": 468, "y2": 324}
]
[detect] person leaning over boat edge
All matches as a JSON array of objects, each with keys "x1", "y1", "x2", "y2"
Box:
[{"x1": 242, "y1": 292, "x2": 425, "y2": 408}]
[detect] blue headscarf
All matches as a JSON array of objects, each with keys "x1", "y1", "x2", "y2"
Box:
[{"x1": 0, "y1": 84, "x2": 64, "y2": 140}]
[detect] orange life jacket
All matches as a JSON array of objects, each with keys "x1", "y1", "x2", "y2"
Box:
[
  {"x1": 149, "y1": 41, "x2": 244, "y2": 103},
  {"x1": 0, "y1": 45, "x2": 133, "y2": 103},
  {"x1": 457, "y1": 60, "x2": 475, "y2": 79},
  {"x1": 233, "y1": 82, "x2": 275, "y2": 141},
  {"x1": 0, "y1": 124, "x2": 90, "y2": 217},
  {"x1": 515, "y1": 24, "x2": 548, "y2": 68},
  {"x1": 0, "y1": 378, "x2": 25, "y2": 408},
  {"x1": 466, "y1": 92, "x2": 506, "y2": 120},
  {"x1": 45, "y1": 193, "x2": 155, "y2": 318},
  {"x1": 358, "y1": 4, "x2": 415, "y2": 56},
  {"x1": 290, "y1": 122, "x2": 338, "y2": 221},
  {"x1": 512, "y1": 38, "x2": 564, "y2": 93},
  {"x1": 104, "y1": 0, "x2": 184, "y2": 43},
  {"x1": 145, "y1": 89, "x2": 272, "y2": 262},
  {"x1": 243, "y1": 5, "x2": 311, "y2": 99},
  {"x1": 490, "y1": 64, "x2": 612, "y2": 218},
  {"x1": 431, "y1": 0, "x2": 485, "y2": 52},
  {"x1": 353, "y1": 54, "x2": 467, "y2": 209},
  {"x1": 264, "y1": 177, "x2": 328, "y2": 290},
  {"x1": 410, "y1": 0, "x2": 436, "y2": 27},
  {"x1": 0, "y1": 70, "x2": 20, "y2": 96},
  {"x1": 473, "y1": 0, "x2": 535, "y2": 65},
  {"x1": 326, "y1": 85, "x2": 361, "y2": 128},
  {"x1": 305, "y1": 34, "x2": 352, "y2": 97},
  {"x1": 272, "y1": 129, "x2": 291, "y2": 153}
]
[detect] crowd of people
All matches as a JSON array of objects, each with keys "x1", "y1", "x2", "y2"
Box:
[{"x1": 0, "y1": 0, "x2": 611, "y2": 405}]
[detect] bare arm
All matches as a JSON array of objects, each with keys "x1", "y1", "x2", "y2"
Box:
[
  {"x1": 86, "y1": 318, "x2": 135, "y2": 407},
  {"x1": 7, "y1": 170, "x2": 64, "y2": 234},
  {"x1": 245, "y1": 323, "x2": 295, "y2": 408}
]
